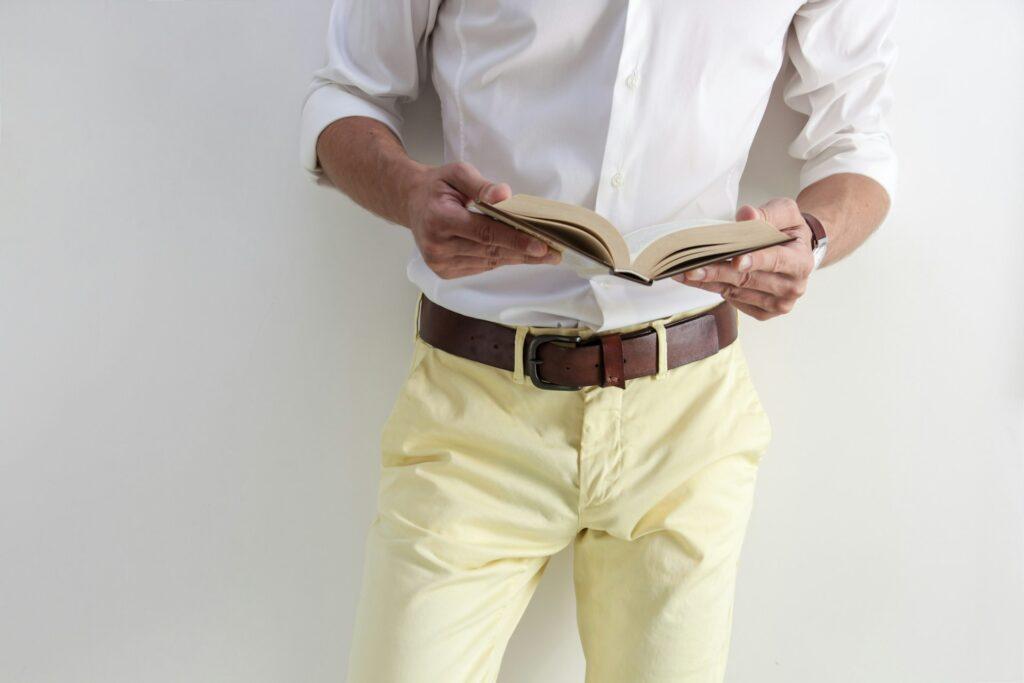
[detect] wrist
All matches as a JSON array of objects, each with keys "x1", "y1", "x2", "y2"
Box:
[
  {"x1": 800, "y1": 212, "x2": 829, "y2": 269},
  {"x1": 393, "y1": 159, "x2": 432, "y2": 229}
]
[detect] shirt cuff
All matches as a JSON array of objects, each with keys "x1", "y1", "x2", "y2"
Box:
[
  {"x1": 299, "y1": 84, "x2": 404, "y2": 182},
  {"x1": 797, "y1": 140, "x2": 899, "y2": 205},
  {"x1": 811, "y1": 241, "x2": 828, "y2": 271}
]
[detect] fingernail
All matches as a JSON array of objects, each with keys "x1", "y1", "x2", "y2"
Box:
[
  {"x1": 527, "y1": 240, "x2": 547, "y2": 256},
  {"x1": 737, "y1": 256, "x2": 752, "y2": 271},
  {"x1": 687, "y1": 268, "x2": 706, "y2": 281}
]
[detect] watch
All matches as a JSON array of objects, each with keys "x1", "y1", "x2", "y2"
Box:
[{"x1": 801, "y1": 212, "x2": 829, "y2": 269}]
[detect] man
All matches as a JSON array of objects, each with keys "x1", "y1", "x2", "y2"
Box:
[{"x1": 300, "y1": 1, "x2": 896, "y2": 681}]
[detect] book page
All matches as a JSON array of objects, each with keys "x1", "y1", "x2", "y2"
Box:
[
  {"x1": 479, "y1": 196, "x2": 791, "y2": 283},
  {"x1": 491, "y1": 195, "x2": 631, "y2": 268},
  {"x1": 475, "y1": 201, "x2": 615, "y2": 266},
  {"x1": 654, "y1": 244, "x2": 787, "y2": 280},
  {"x1": 629, "y1": 219, "x2": 789, "y2": 278},
  {"x1": 623, "y1": 218, "x2": 733, "y2": 260}
]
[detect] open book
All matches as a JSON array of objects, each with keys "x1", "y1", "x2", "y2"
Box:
[{"x1": 474, "y1": 194, "x2": 793, "y2": 285}]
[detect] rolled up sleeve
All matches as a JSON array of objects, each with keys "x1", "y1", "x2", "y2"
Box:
[
  {"x1": 784, "y1": 0, "x2": 899, "y2": 201},
  {"x1": 299, "y1": 0, "x2": 441, "y2": 179}
]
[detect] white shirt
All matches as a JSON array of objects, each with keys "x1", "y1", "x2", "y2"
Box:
[{"x1": 300, "y1": 0, "x2": 897, "y2": 331}]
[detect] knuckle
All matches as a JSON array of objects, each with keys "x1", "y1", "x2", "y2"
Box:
[
  {"x1": 449, "y1": 161, "x2": 473, "y2": 177},
  {"x1": 426, "y1": 194, "x2": 448, "y2": 213},
  {"x1": 486, "y1": 257, "x2": 500, "y2": 269},
  {"x1": 476, "y1": 221, "x2": 495, "y2": 245},
  {"x1": 780, "y1": 280, "x2": 799, "y2": 297},
  {"x1": 769, "y1": 197, "x2": 800, "y2": 220},
  {"x1": 429, "y1": 219, "x2": 451, "y2": 239},
  {"x1": 737, "y1": 271, "x2": 753, "y2": 288},
  {"x1": 423, "y1": 208, "x2": 449, "y2": 235},
  {"x1": 420, "y1": 239, "x2": 444, "y2": 262},
  {"x1": 420, "y1": 245, "x2": 438, "y2": 262}
]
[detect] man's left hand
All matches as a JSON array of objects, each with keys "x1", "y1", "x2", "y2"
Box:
[{"x1": 675, "y1": 198, "x2": 815, "y2": 321}]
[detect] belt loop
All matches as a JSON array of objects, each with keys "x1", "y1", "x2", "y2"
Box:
[
  {"x1": 413, "y1": 294, "x2": 424, "y2": 340},
  {"x1": 652, "y1": 319, "x2": 668, "y2": 379},
  {"x1": 599, "y1": 333, "x2": 626, "y2": 389},
  {"x1": 512, "y1": 326, "x2": 528, "y2": 384}
]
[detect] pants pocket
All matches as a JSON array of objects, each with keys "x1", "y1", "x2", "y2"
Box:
[{"x1": 728, "y1": 340, "x2": 773, "y2": 455}]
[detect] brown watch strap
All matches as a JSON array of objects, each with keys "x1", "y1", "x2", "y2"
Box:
[
  {"x1": 417, "y1": 296, "x2": 738, "y2": 389},
  {"x1": 801, "y1": 212, "x2": 827, "y2": 250}
]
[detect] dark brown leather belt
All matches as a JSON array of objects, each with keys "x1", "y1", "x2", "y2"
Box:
[{"x1": 417, "y1": 296, "x2": 738, "y2": 390}]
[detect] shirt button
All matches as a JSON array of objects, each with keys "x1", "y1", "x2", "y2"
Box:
[
  {"x1": 610, "y1": 172, "x2": 625, "y2": 188},
  {"x1": 625, "y1": 72, "x2": 640, "y2": 89}
]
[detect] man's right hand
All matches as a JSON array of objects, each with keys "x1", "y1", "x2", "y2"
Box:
[{"x1": 403, "y1": 162, "x2": 561, "y2": 279}]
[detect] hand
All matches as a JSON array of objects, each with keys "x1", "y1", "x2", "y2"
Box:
[
  {"x1": 675, "y1": 198, "x2": 815, "y2": 320},
  {"x1": 404, "y1": 161, "x2": 561, "y2": 279}
]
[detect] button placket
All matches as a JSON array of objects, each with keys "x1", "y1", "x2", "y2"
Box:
[
  {"x1": 579, "y1": 381, "x2": 625, "y2": 510},
  {"x1": 593, "y1": 4, "x2": 649, "y2": 228}
]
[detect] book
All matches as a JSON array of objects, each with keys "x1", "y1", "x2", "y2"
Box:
[{"x1": 473, "y1": 194, "x2": 794, "y2": 285}]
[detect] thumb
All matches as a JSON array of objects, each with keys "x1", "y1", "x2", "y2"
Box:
[
  {"x1": 445, "y1": 162, "x2": 511, "y2": 204},
  {"x1": 735, "y1": 204, "x2": 761, "y2": 222},
  {"x1": 480, "y1": 181, "x2": 512, "y2": 204}
]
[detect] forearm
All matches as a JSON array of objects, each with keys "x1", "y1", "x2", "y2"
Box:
[
  {"x1": 314, "y1": 116, "x2": 555, "y2": 279},
  {"x1": 796, "y1": 173, "x2": 891, "y2": 267},
  {"x1": 315, "y1": 116, "x2": 427, "y2": 228}
]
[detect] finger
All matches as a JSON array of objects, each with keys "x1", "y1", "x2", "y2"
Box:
[
  {"x1": 682, "y1": 280, "x2": 781, "y2": 317},
  {"x1": 684, "y1": 279, "x2": 770, "y2": 307},
  {"x1": 758, "y1": 197, "x2": 804, "y2": 231},
  {"x1": 446, "y1": 237, "x2": 561, "y2": 263},
  {"x1": 732, "y1": 245, "x2": 794, "y2": 274},
  {"x1": 735, "y1": 204, "x2": 760, "y2": 222},
  {"x1": 435, "y1": 253, "x2": 562, "y2": 279},
  {"x1": 731, "y1": 300, "x2": 775, "y2": 322},
  {"x1": 718, "y1": 284, "x2": 797, "y2": 315},
  {"x1": 680, "y1": 280, "x2": 730, "y2": 296},
  {"x1": 685, "y1": 264, "x2": 799, "y2": 296},
  {"x1": 480, "y1": 182, "x2": 512, "y2": 204},
  {"x1": 737, "y1": 200, "x2": 807, "y2": 246},
  {"x1": 443, "y1": 161, "x2": 509, "y2": 204},
  {"x1": 683, "y1": 277, "x2": 804, "y2": 314},
  {"x1": 447, "y1": 212, "x2": 549, "y2": 256},
  {"x1": 737, "y1": 242, "x2": 813, "y2": 277}
]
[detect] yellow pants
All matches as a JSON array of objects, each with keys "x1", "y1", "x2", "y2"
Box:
[{"x1": 347, "y1": 302, "x2": 772, "y2": 683}]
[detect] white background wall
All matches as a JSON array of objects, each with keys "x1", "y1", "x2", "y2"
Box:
[{"x1": 1, "y1": 1, "x2": 1021, "y2": 681}]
